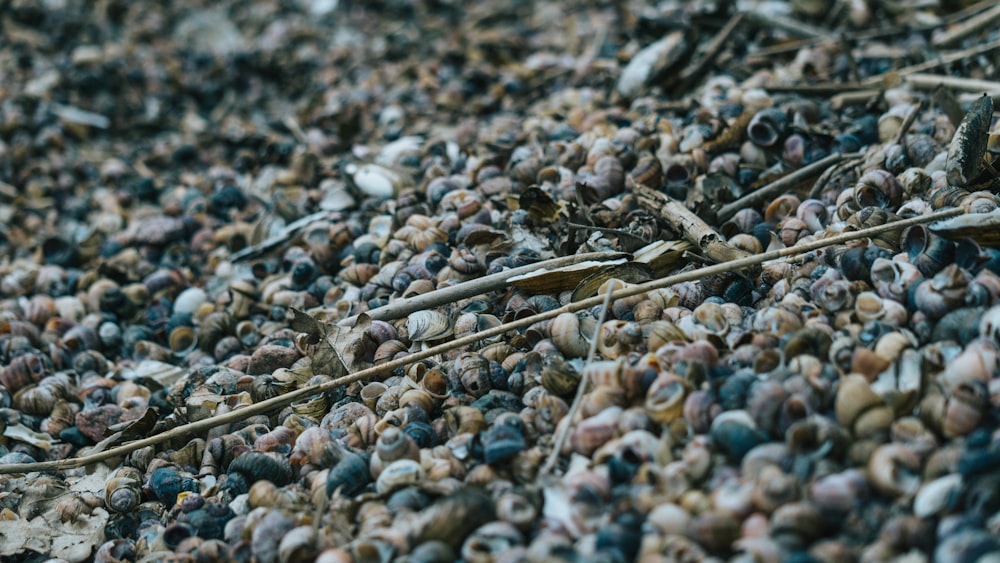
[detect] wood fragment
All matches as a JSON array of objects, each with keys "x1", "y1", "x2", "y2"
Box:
[
  {"x1": 229, "y1": 211, "x2": 333, "y2": 262},
  {"x1": 932, "y1": 3, "x2": 1000, "y2": 48},
  {"x1": 676, "y1": 12, "x2": 746, "y2": 88},
  {"x1": 763, "y1": 82, "x2": 870, "y2": 95},
  {"x1": 744, "y1": 11, "x2": 837, "y2": 42},
  {"x1": 634, "y1": 186, "x2": 752, "y2": 265},
  {"x1": 862, "y1": 38, "x2": 1000, "y2": 86},
  {"x1": 892, "y1": 98, "x2": 926, "y2": 145},
  {"x1": 904, "y1": 73, "x2": 1000, "y2": 95},
  {"x1": 830, "y1": 89, "x2": 882, "y2": 110},
  {"x1": 0, "y1": 208, "x2": 963, "y2": 475},
  {"x1": 839, "y1": 32, "x2": 861, "y2": 84},
  {"x1": 338, "y1": 251, "x2": 627, "y2": 326},
  {"x1": 717, "y1": 152, "x2": 859, "y2": 223}
]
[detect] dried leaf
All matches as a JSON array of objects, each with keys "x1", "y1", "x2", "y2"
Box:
[
  {"x1": 289, "y1": 307, "x2": 326, "y2": 345},
  {"x1": 106, "y1": 407, "x2": 159, "y2": 440},
  {"x1": 517, "y1": 187, "x2": 564, "y2": 222},
  {"x1": 507, "y1": 258, "x2": 628, "y2": 293},
  {"x1": 0, "y1": 465, "x2": 110, "y2": 561},
  {"x1": 571, "y1": 262, "x2": 654, "y2": 301},
  {"x1": 325, "y1": 314, "x2": 371, "y2": 374}
]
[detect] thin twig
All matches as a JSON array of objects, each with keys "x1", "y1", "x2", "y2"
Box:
[
  {"x1": 539, "y1": 280, "x2": 616, "y2": 476},
  {"x1": 763, "y1": 83, "x2": 870, "y2": 95},
  {"x1": 891, "y1": 99, "x2": 927, "y2": 146},
  {"x1": 338, "y1": 251, "x2": 627, "y2": 326},
  {"x1": 0, "y1": 208, "x2": 964, "y2": 475},
  {"x1": 745, "y1": 38, "x2": 816, "y2": 65},
  {"x1": 717, "y1": 152, "x2": 859, "y2": 223},
  {"x1": 677, "y1": 12, "x2": 746, "y2": 86},
  {"x1": 904, "y1": 73, "x2": 1000, "y2": 95},
  {"x1": 830, "y1": 89, "x2": 882, "y2": 110},
  {"x1": 862, "y1": 38, "x2": 1000, "y2": 86},
  {"x1": 809, "y1": 154, "x2": 864, "y2": 199},
  {"x1": 839, "y1": 33, "x2": 861, "y2": 84},
  {"x1": 932, "y1": 3, "x2": 1000, "y2": 48},
  {"x1": 744, "y1": 11, "x2": 837, "y2": 42},
  {"x1": 229, "y1": 211, "x2": 333, "y2": 262}
]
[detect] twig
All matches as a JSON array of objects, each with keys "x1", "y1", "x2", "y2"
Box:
[
  {"x1": 744, "y1": 11, "x2": 837, "y2": 42},
  {"x1": 763, "y1": 83, "x2": 871, "y2": 95},
  {"x1": 717, "y1": 152, "x2": 859, "y2": 223},
  {"x1": 932, "y1": 3, "x2": 1000, "y2": 48},
  {"x1": 565, "y1": 222, "x2": 648, "y2": 245},
  {"x1": 539, "y1": 280, "x2": 616, "y2": 476},
  {"x1": 904, "y1": 73, "x2": 1000, "y2": 95},
  {"x1": 0, "y1": 207, "x2": 964, "y2": 474},
  {"x1": 677, "y1": 12, "x2": 746, "y2": 87},
  {"x1": 946, "y1": 0, "x2": 1000, "y2": 23},
  {"x1": 633, "y1": 187, "x2": 753, "y2": 265},
  {"x1": 809, "y1": 154, "x2": 864, "y2": 199},
  {"x1": 338, "y1": 251, "x2": 627, "y2": 326},
  {"x1": 830, "y1": 89, "x2": 882, "y2": 110},
  {"x1": 891, "y1": 99, "x2": 926, "y2": 146},
  {"x1": 745, "y1": 38, "x2": 816, "y2": 65},
  {"x1": 229, "y1": 211, "x2": 333, "y2": 262},
  {"x1": 862, "y1": 38, "x2": 1000, "y2": 86},
  {"x1": 839, "y1": 33, "x2": 861, "y2": 84}
]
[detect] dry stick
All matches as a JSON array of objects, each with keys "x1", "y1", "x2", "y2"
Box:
[
  {"x1": 891, "y1": 98, "x2": 927, "y2": 146},
  {"x1": 539, "y1": 280, "x2": 617, "y2": 477},
  {"x1": 744, "y1": 11, "x2": 837, "y2": 42},
  {"x1": 229, "y1": 211, "x2": 333, "y2": 263},
  {"x1": 862, "y1": 38, "x2": 1000, "y2": 86},
  {"x1": 809, "y1": 154, "x2": 863, "y2": 199},
  {"x1": 943, "y1": 0, "x2": 1000, "y2": 25},
  {"x1": 745, "y1": 38, "x2": 816, "y2": 65},
  {"x1": 904, "y1": 73, "x2": 1000, "y2": 95},
  {"x1": 762, "y1": 83, "x2": 871, "y2": 95},
  {"x1": 337, "y1": 251, "x2": 627, "y2": 326},
  {"x1": 0, "y1": 208, "x2": 965, "y2": 475},
  {"x1": 839, "y1": 32, "x2": 861, "y2": 84},
  {"x1": 633, "y1": 187, "x2": 753, "y2": 265},
  {"x1": 932, "y1": 3, "x2": 1000, "y2": 48},
  {"x1": 677, "y1": 12, "x2": 746, "y2": 86},
  {"x1": 830, "y1": 89, "x2": 882, "y2": 110},
  {"x1": 716, "y1": 152, "x2": 860, "y2": 223}
]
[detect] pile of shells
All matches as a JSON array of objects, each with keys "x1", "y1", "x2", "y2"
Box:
[{"x1": 2, "y1": 0, "x2": 1000, "y2": 561}]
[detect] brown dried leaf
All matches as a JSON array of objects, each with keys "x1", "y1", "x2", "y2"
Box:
[
  {"x1": 326, "y1": 314, "x2": 372, "y2": 374},
  {"x1": 289, "y1": 307, "x2": 326, "y2": 345},
  {"x1": 571, "y1": 262, "x2": 654, "y2": 301},
  {"x1": 507, "y1": 258, "x2": 628, "y2": 293}
]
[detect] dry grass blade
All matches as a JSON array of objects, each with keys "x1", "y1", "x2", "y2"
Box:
[{"x1": 0, "y1": 207, "x2": 963, "y2": 474}]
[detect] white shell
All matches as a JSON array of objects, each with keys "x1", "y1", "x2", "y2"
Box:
[
  {"x1": 351, "y1": 163, "x2": 401, "y2": 199},
  {"x1": 173, "y1": 287, "x2": 208, "y2": 315},
  {"x1": 913, "y1": 474, "x2": 962, "y2": 518},
  {"x1": 375, "y1": 459, "x2": 425, "y2": 495}
]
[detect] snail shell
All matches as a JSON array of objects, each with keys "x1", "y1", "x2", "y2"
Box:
[{"x1": 376, "y1": 459, "x2": 425, "y2": 496}]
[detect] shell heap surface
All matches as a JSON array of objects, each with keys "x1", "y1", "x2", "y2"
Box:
[{"x1": 1, "y1": 1, "x2": 1000, "y2": 562}]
